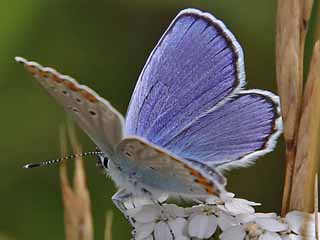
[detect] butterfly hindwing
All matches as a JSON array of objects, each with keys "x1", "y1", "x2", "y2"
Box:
[
  {"x1": 162, "y1": 90, "x2": 282, "y2": 170},
  {"x1": 116, "y1": 137, "x2": 226, "y2": 197},
  {"x1": 16, "y1": 57, "x2": 124, "y2": 158}
]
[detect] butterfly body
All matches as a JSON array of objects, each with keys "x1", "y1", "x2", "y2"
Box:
[{"x1": 17, "y1": 8, "x2": 282, "y2": 203}]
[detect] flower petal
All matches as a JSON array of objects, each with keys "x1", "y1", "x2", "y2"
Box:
[
  {"x1": 220, "y1": 226, "x2": 246, "y2": 240},
  {"x1": 259, "y1": 231, "x2": 281, "y2": 240},
  {"x1": 255, "y1": 218, "x2": 288, "y2": 232},
  {"x1": 225, "y1": 198, "x2": 256, "y2": 215},
  {"x1": 142, "y1": 235, "x2": 154, "y2": 240},
  {"x1": 234, "y1": 213, "x2": 256, "y2": 224},
  {"x1": 285, "y1": 211, "x2": 315, "y2": 236},
  {"x1": 135, "y1": 222, "x2": 155, "y2": 240},
  {"x1": 220, "y1": 192, "x2": 235, "y2": 201},
  {"x1": 188, "y1": 214, "x2": 217, "y2": 239},
  {"x1": 217, "y1": 212, "x2": 238, "y2": 231},
  {"x1": 281, "y1": 234, "x2": 304, "y2": 240},
  {"x1": 175, "y1": 236, "x2": 190, "y2": 240},
  {"x1": 154, "y1": 221, "x2": 173, "y2": 240},
  {"x1": 255, "y1": 213, "x2": 277, "y2": 219},
  {"x1": 168, "y1": 218, "x2": 188, "y2": 237},
  {"x1": 163, "y1": 204, "x2": 187, "y2": 218},
  {"x1": 128, "y1": 204, "x2": 160, "y2": 223}
]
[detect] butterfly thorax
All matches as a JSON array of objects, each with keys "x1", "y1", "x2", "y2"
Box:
[{"x1": 105, "y1": 156, "x2": 165, "y2": 199}]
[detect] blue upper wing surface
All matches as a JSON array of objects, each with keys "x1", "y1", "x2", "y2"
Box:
[
  {"x1": 126, "y1": 9, "x2": 244, "y2": 138},
  {"x1": 125, "y1": 9, "x2": 282, "y2": 168},
  {"x1": 160, "y1": 90, "x2": 282, "y2": 169}
]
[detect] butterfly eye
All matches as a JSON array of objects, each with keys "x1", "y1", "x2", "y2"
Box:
[
  {"x1": 94, "y1": 147, "x2": 108, "y2": 168},
  {"x1": 102, "y1": 156, "x2": 109, "y2": 168}
]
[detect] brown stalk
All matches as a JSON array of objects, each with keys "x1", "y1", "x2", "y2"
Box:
[
  {"x1": 59, "y1": 124, "x2": 94, "y2": 240},
  {"x1": 290, "y1": 41, "x2": 320, "y2": 212},
  {"x1": 300, "y1": 0, "x2": 314, "y2": 65},
  {"x1": 104, "y1": 211, "x2": 114, "y2": 240},
  {"x1": 315, "y1": 174, "x2": 319, "y2": 239},
  {"x1": 276, "y1": 0, "x2": 304, "y2": 216},
  {"x1": 316, "y1": 2, "x2": 320, "y2": 40}
]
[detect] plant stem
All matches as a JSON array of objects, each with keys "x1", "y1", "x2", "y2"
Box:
[{"x1": 276, "y1": 0, "x2": 303, "y2": 216}]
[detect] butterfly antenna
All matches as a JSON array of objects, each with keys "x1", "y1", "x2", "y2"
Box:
[{"x1": 23, "y1": 151, "x2": 102, "y2": 169}]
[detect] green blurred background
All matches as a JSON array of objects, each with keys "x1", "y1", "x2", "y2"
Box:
[{"x1": 0, "y1": 0, "x2": 319, "y2": 239}]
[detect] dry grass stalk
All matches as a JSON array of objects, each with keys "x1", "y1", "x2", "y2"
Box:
[
  {"x1": 315, "y1": 174, "x2": 319, "y2": 239},
  {"x1": 104, "y1": 211, "x2": 114, "y2": 240},
  {"x1": 291, "y1": 41, "x2": 320, "y2": 212},
  {"x1": 300, "y1": 0, "x2": 314, "y2": 63},
  {"x1": 59, "y1": 124, "x2": 94, "y2": 240},
  {"x1": 276, "y1": 0, "x2": 304, "y2": 216}
]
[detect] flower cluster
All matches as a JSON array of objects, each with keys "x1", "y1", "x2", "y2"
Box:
[{"x1": 119, "y1": 193, "x2": 319, "y2": 240}]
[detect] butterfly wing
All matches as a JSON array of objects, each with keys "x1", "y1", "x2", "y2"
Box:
[
  {"x1": 125, "y1": 9, "x2": 282, "y2": 169},
  {"x1": 116, "y1": 137, "x2": 226, "y2": 197},
  {"x1": 16, "y1": 57, "x2": 124, "y2": 158},
  {"x1": 125, "y1": 8, "x2": 245, "y2": 140},
  {"x1": 161, "y1": 90, "x2": 282, "y2": 170}
]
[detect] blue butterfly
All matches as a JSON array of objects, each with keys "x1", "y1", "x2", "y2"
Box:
[{"x1": 16, "y1": 8, "x2": 282, "y2": 208}]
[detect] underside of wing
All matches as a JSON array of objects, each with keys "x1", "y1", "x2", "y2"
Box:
[
  {"x1": 116, "y1": 137, "x2": 226, "y2": 197},
  {"x1": 125, "y1": 9, "x2": 245, "y2": 143},
  {"x1": 16, "y1": 57, "x2": 124, "y2": 157}
]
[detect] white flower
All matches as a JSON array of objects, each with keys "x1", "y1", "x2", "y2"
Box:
[
  {"x1": 116, "y1": 192, "x2": 320, "y2": 240},
  {"x1": 188, "y1": 213, "x2": 217, "y2": 238},
  {"x1": 127, "y1": 203, "x2": 188, "y2": 240},
  {"x1": 220, "y1": 212, "x2": 288, "y2": 240},
  {"x1": 186, "y1": 203, "x2": 242, "y2": 239},
  {"x1": 285, "y1": 211, "x2": 318, "y2": 239},
  {"x1": 255, "y1": 217, "x2": 288, "y2": 232},
  {"x1": 217, "y1": 212, "x2": 239, "y2": 231},
  {"x1": 220, "y1": 225, "x2": 246, "y2": 240},
  {"x1": 211, "y1": 192, "x2": 261, "y2": 215},
  {"x1": 281, "y1": 234, "x2": 304, "y2": 240}
]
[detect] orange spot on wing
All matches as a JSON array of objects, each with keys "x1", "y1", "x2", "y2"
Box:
[
  {"x1": 39, "y1": 70, "x2": 50, "y2": 79},
  {"x1": 194, "y1": 177, "x2": 211, "y2": 185},
  {"x1": 51, "y1": 74, "x2": 64, "y2": 83},
  {"x1": 64, "y1": 81, "x2": 80, "y2": 91},
  {"x1": 184, "y1": 164, "x2": 218, "y2": 195},
  {"x1": 81, "y1": 90, "x2": 98, "y2": 102},
  {"x1": 205, "y1": 186, "x2": 216, "y2": 195},
  {"x1": 189, "y1": 169, "x2": 202, "y2": 178}
]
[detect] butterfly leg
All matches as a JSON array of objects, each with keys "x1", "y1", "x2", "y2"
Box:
[
  {"x1": 112, "y1": 189, "x2": 136, "y2": 225},
  {"x1": 112, "y1": 189, "x2": 132, "y2": 212}
]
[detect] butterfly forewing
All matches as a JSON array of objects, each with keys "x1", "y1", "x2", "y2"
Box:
[
  {"x1": 125, "y1": 9, "x2": 245, "y2": 141},
  {"x1": 16, "y1": 57, "x2": 124, "y2": 157}
]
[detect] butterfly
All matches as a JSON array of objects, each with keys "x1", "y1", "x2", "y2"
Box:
[{"x1": 16, "y1": 8, "x2": 282, "y2": 207}]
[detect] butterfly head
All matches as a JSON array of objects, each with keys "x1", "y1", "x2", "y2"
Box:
[{"x1": 95, "y1": 147, "x2": 109, "y2": 169}]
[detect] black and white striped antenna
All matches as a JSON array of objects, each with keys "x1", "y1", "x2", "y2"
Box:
[{"x1": 23, "y1": 151, "x2": 102, "y2": 169}]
